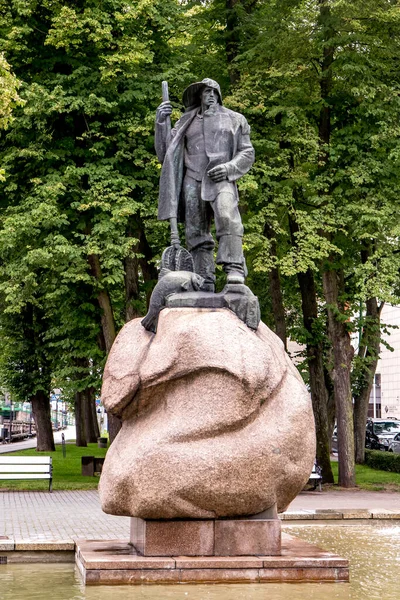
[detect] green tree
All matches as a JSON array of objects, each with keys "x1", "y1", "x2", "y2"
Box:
[
  {"x1": 228, "y1": 0, "x2": 400, "y2": 484},
  {"x1": 0, "y1": 0, "x2": 186, "y2": 447}
]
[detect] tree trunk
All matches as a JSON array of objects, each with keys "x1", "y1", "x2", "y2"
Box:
[
  {"x1": 84, "y1": 386, "x2": 100, "y2": 443},
  {"x1": 22, "y1": 304, "x2": 54, "y2": 452},
  {"x1": 264, "y1": 224, "x2": 287, "y2": 349},
  {"x1": 288, "y1": 215, "x2": 334, "y2": 482},
  {"x1": 322, "y1": 268, "x2": 355, "y2": 487},
  {"x1": 30, "y1": 390, "x2": 55, "y2": 452},
  {"x1": 353, "y1": 297, "x2": 382, "y2": 463},
  {"x1": 90, "y1": 386, "x2": 101, "y2": 440},
  {"x1": 75, "y1": 390, "x2": 87, "y2": 447},
  {"x1": 315, "y1": 0, "x2": 351, "y2": 483},
  {"x1": 88, "y1": 253, "x2": 116, "y2": 349},
  {"x1": 88, "y1": 252, "x2": 121, "y2": 443},
  {"x1": 325, "y1": 364, "x2": 336, "y2": 445},
  {"x1": 297, "y1": 269, "x2": 334, "y2": 483},
  {"x1": 138, "y1": 226, "x2": 158, "y2": 310}
]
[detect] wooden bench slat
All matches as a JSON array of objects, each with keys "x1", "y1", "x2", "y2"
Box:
[
  {"x1": 0, "y1": 474, "x2": 51, "y2": 480},
  {"x1": 0, "y1": 455, "x2": 53, "y2": 491},
  {"x1": 0, "y1": 465, "x2": 51, "y2": 474},
  {"x1": 0, "y1": 457, "x2": 52, "y2": 464}
]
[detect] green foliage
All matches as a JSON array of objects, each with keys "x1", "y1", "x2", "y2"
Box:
[
  {"x1": 235, "y1": 0, "x2": 400, "y2": 287},
  {"x1": 364, "y1": 449, "x2": 400, "y2": 475},
  {"x1": 1, "y1": 0, "x2": 400, "y2": 465},
  {"x1": 224, "y1": 0, "x2": 400, "y2": 401},
  {"x1": 0, "y1": 53, "x2": 22, "y2": 132},
  {"x1": 0, "y1": 0, "x2": 187, "y2": 401},
  {"x1": 0, "y1": 53, "x2": 23, "y2": 181}
]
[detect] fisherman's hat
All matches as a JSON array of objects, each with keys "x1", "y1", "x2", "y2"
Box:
[{"x1": 182, "y1": 78, "x2": 222, "y2": 109}]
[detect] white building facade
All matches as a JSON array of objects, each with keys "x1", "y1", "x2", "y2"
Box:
[{"x1": 370, "y1": 304, "x2": 400, "y2": 420}]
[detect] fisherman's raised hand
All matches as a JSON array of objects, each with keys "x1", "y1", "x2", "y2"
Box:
[
  {"x1": 208, "y1": 164, "x2": 228, "y2": 182},
  {"x1": 157, "y1": 101, "x2": 173, "y2": 123}
]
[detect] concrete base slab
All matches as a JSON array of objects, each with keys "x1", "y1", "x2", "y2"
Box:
[{"x1": 75, "y1": 534, "x2": 349, "y2": 585}]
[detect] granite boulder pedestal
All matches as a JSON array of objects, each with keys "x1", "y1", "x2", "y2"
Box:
[
  {"x1": 99, "y1": 308, "x2": 316, "y2": 519},
  {"x1": 75, "y1": 306, "x2": 349, "y2": 584}
]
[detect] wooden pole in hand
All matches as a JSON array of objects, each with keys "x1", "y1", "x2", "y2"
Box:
[{"x1": 162, "y1": 81, "x2": 180, "y2": 247}]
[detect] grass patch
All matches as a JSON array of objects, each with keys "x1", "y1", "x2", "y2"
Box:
[
  {"x1": 0, "y1": 442, "x2": 108, "y2": 491},
  {"x1": 330, "y1": 460, "x2": 400, "y2": 491}
]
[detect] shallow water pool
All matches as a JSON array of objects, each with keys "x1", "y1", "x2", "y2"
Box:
[{"x1": 1, "y1": 521, "x2": 399, "y2": 600}]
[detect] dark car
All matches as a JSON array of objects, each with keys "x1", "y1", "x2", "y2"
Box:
[
  {"x1": 332, "y1": 425, "x2": 381, "y2": 452},
  {"x1": 365, "y1": 429, "x2": 381, "y2": 450},
  {"x1": 366, "y1": 419, "x2": 400, "y2": 451}
]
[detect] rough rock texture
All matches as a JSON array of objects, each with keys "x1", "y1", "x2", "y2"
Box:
[{"x1": 99, "y1": 308, "x2": 315, "y2": 519}]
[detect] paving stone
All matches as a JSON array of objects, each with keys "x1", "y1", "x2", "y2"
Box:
[
  {"x1": 341, "y1": 509, "x2": 372, "y2": 519},
  {"x1": 310, "y1": 510, "x2": 343, "y2": 520},
  {"x1": 15, "y1": 541, "x2": 75, "y2": 551},
  {"x1": 371, "y1": 509, "x2": 400, "y2": 519},
  {"x1": 280, "y1": 512, "x2": 314, "y2": 520},
  {"x1": 0, "y1": 490, "x2": 128, "y2": 541},
  {"x1": 0, "y1": 540, "x2": 15, "y2": 551}
]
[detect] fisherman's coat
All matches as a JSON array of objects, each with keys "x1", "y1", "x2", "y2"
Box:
[{"x1": 155, "y1": 105, "x2": 254, "y2": 222}]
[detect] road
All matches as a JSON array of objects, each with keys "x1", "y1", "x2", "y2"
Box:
[{"x1": 0, "y1": 425, "x2": 76, "y2": 453}]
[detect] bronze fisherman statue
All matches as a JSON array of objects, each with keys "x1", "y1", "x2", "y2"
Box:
[{"x1": 155, "y1": 78, "x2": 255, "y2": 292}]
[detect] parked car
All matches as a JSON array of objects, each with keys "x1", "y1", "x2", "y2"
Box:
[
  {"x1": 365, "y1": 429, "x2": 381, "y2": 450},
  {"x1": 366, "y1": 419, "x2": 400, "y2": 451},
  {"x1": 331, "y1": 425, "x2": 381, "y2": 452},
  {"x1": 388, "y1": 433, "x2": 400, "y2": 453}
]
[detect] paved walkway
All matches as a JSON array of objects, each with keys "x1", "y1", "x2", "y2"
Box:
[
  {"x1": 0, "y1": 426, "x2": 76, "y2": 454},
  {"x1": 290, "y1": 489, "x2": 400, "y2": 510},
  {"x1": 0, "y1": 490, "x2": 127, "y2": 543},
  {"x1": 1, "y1": 488, "x2": 400, "y2": 544}
]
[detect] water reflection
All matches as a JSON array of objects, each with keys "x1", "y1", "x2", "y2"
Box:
[{"x1": 0, "y1": 521, "x2": 398, "y2": 600}]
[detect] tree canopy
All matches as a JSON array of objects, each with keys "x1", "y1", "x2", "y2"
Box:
[{"x1": 1, "y1": 0, "x2": 400, "y2": 481}]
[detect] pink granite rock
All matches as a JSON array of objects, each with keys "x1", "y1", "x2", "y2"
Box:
[{"x1": 99, "y1": 308, "x2": 315, "y2": 519}]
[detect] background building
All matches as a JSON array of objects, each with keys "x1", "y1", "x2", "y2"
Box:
[{"x1": 369, "y1": 304, "x2": 400, "y2": 419}]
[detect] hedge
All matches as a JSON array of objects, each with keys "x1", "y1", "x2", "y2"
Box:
[{"x1": 365, "y1": 449, "x2": 400, "y2": 473}]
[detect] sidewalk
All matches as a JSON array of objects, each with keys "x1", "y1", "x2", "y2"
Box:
[
  {"x1": 284, "y1": 488, "x2": 400, "y2": 520},
  {"x1": 0, "y1": 488, "x2": 399, "y2": 546},
  {"x1": 290, "y1": 488, "x2": 400, "y2": 510},
  {"x1": 0, "y1": 426, "x2": 76, "y2": 454}
]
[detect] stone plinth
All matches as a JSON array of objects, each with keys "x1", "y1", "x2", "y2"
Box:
[
  {"x1": 75, "y1": 534, "x2": 349, "y2": 585},
  {"x1": 129, "y1": 518, "x2": 281, "y2": 557}
]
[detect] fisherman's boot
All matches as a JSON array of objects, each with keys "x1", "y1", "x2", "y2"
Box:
[{"x1": 217, "y1": 235, "x2": 246, "y2": 285}]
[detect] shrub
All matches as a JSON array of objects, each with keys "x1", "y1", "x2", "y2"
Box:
[{"x1": 365, "y1": 449, "x2": 400, "y2": 474}]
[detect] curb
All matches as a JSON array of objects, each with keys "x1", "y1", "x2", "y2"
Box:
[{"x1": 280, "y1": 509, "x2": 400, "y2": 520}]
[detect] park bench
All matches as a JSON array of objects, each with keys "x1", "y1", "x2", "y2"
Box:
[
  {"x1": 308, "y1": 460, "x2": 322, "y2": 491},
  {"x1": 0, "y1": 456, "x2": 53, "y2": 492}
]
